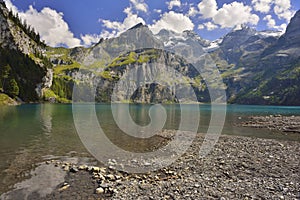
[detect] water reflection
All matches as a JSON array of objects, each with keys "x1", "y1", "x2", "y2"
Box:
[
  {"x1": 0, "y1": 104, "x2": 300, "y2": 194},
  {"x1": 1, "y1": 163, "x2": 66, "y2": 200},
  {"x1": 0, "y1": 104, "x2": 91, "y2": 194},
  {"x1": 40, "y1": 104, "x2": 53, "y2": 135}
]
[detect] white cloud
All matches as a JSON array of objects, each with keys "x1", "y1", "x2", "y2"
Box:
[
  {"x1": 263, "y1": 14, "x2": 276, "y2": 27},
  {"x1": 198, "y1": 24, "x2": 205, "y2": 30},
  {"x1": 154, "y1": 9, "x2": 162, "y2": 14},
  {"x1": 167, "y1": 0, "x2": 181, "y2": 10},
  {"x1": 204, "y1": 21, "x2": 218, "y2": 31},
  {"x1": 100, "y1": 9, "x2": 195, "y2": 37},
  {"x1": 251, "y1": 0, "x2": 273, "y2": 13},
  {"x1": 197, "y1": 0, "x2": 259, "y2": 29},
  {"x1": 198, "y1": 0, "x2": 218, "y2": 18},
  {"x1": 99, "y1": 30, "x2": 118, "y2": 39},
  {"x1": 251, "y1": 0, "x2": 295, "y2": 22},
  {"x1": 263, "y1": 14, "x2": 287, "y2": 31},
  {"x1": 149, "y1": 11, "x2": 194, "y2": 34},
  {"x1": 80, "y1": 34, "x2": 101, "y2": 46},
  {"x1": 277, "y1": 23, "x2": 287, "y2": 31},
  {"x1": 3, "y1": 0, "x2": 18, "y2": 14},
  {"x1": 4, "y1": 0, "x2": 81, "y2": 48},
  {"x1": 274, "y1": 0, "x2": 291, "y2": 12},
  {"x1": 273, "y1": 0, "x2": 295, "y2": 21},
  {"x1": 130, "y1": 0, "x2": 148, "y2": 13},
  {"x1": 213, "y1": 2, "x2": 259, "y2": 28},
  {"x1": 187, "y1": 6, "x2": 198, "y2": 17},
  {"x1": 100, "y1": 8, "x2": 145, "y2": 38},
  {"x1": 123, "y1": 7, "x2": 132, "y2": 15}
]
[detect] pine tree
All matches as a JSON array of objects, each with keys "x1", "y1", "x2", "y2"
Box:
[
  {"x1": 0, "y1": 64, "x2": 11, "y2": 91},
  {"x1": 5, "y1": 78, "x2": 19, "y2": 97}
]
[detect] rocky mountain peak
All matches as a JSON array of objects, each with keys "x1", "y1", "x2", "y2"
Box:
[
  {"x1": 220, "y1": 24, "x2": 257, "y2": 50},
  {"x1": 155, "y1": 28, "x2": 210, "y2": 49},
  {"x1": 282, "y1": 10, "x2": 300, "y2": 43},
  {"x1": 232, "y1": 24, "x2": 253, "y2": 31},
  {"x1": 228, "y1": 24, "x2": 256, "y2": 37},
  {"x1": 129, "y1": 23, "x2": 147, "y2": 30},
  {"x1": 182, "y1": 30, "x2": 210, "y2": 47},
  {"x1": 80, "y1": 22, "x2": 163, "y2": 66},
  {"x1": 156, "y1": 29, "x2": 176, "y2": 38},
  {"x1": 111, "y1": 22, "x2": 163, "y2": 51}
]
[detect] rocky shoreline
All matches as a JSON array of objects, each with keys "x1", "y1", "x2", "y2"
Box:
[
  {"x1": 2, "y1": 131, "x2": 298, "y2": 200},
  {"x1": 237, "y1": 115, "x2": 300, "y2": 134}
]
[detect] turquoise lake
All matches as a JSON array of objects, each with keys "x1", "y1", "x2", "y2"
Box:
[{"x1": 0, "y1": 104, "x2": 300, "y2": 194}]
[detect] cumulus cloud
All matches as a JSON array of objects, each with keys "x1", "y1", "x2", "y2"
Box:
[
  {"x1": 198, "y1": 0, "x2": 218, "y2": 18},
  {"x1": 277, "y1": 23, "x2": 287, "y2": 31},
  {"x1": 213, "y1": 2, "x2": 259, "y2": 28},
  {"x1": 149, "y1": 11, "x2": 194, "y2": 34},
  {"x1": 251, "y1": 0, "x2": 273, "y2": 13},
  {"x1": 197, "y1": 0, "x2": 259, "y2": 29},
  {"x1": 80, "y1": 34, "x2": 101, "y2": 46},
  {"x1": 252, "y1": 0, "x2": 295, "y2": 22},
  {"x1": 167, "y1": 0, "x2": 181, "y2": 10},
  {"x1": 99, "y1": 8, "x2": 145, "y2": 38},
  {"x1": 187, "y1": 6, "x2": 198, "y2": 17},
  {"x1": 263, "y1": 14, "x2": 276, "y2": 27},
  {"x1": 4, "y1": 0, "x2": 81, "y2": 47},
  {"x1": 273, "y1": 0, "x2": 295, "y2": 21},
  {"x1": 251, "y1": 0, "x2": 294, "y2": 32},
  {"x1": 99, "y1": 30, "x2": 118, "y2": 39},
  {"x1": 198, "y1": 24, "x2": 205, "y2": 30},
  {"x1": 98, "y1": 0, "x2": 149, "y2": 39},
  {"x1": 263, "y1": 14, "x2": 287, "y2": 31},
  {"x1": 203, "y1": 21, "x2": 218, "y2": 31},
  {"x1": 130, "y1": 0, "x2": 148, "y2": 13},
  {"x1": 3, "y1": 0, "x2": 18, "y2": 14}
]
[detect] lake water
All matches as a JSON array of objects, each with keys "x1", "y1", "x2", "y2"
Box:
[{"x1": 0, "y1": 104, "x2": 300, "y2": 195}]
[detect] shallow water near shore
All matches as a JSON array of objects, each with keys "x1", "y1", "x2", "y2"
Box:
[{"x1": 0, "y1": 104, "x2": 300, "y2": 196}]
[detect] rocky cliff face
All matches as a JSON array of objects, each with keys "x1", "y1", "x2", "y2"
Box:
[
  {"x1": 77, "y1": 23, "x2": 163, "y2": 68},
  {"x1": 5, "y1": 3, "x2": 295, "y2": 105},
  {"x1": 156, "y1": 29, "x2": 210, "y2": 49},
  {"x1": 0, "y1": 2, "x2": 43, "y2": 56},
  {"x1": 280, "y1": 10, "x2": 300, "y2": 48},
  {"x1": 0, "y1": 2, "x2": 48, "y2": 102},
  {"x1": 48, "y1": 24, "x2": 210, "y2": 103},
  {"x1": 220, "y1": 10, "x2": 300, "y2": 105},
  {"x1": 70, "y1": 49, "x2": 208, "y2": 103}
]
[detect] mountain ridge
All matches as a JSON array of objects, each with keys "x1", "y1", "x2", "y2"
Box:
[{"x1": 0, "y1": 0, "x2": 299, "y2": 105}]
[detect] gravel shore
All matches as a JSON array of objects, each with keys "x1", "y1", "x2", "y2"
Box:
[
  {"x1": 238, "y1": 115, "x2": 300, "y2": 134},
  {"x1": 12, "y1": 132, "x2": 298, "y2": 200}
]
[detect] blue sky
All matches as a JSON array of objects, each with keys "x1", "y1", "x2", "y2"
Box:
[{"x1": 4, "y1": 0, "x2": 300, "y2": 47}]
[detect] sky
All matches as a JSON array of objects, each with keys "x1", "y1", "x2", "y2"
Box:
[{"x1": 3, "y1": 0, "x2": 300, "y2": 48}]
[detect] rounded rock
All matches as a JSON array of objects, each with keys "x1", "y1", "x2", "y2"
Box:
[{"x1": 95, "y1": 187, "x2": 105, "y2": 194}]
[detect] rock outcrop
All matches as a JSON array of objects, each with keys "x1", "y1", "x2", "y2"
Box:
[
  {"x1": 0, "y1": 2, "x2": 48, "y2": 102},
  {"x1": 47, "y1": 10, "x2": 300, "y2": 105},
  {"x1": 1, "y1": 0, "x2": 299, "y2": 105}
]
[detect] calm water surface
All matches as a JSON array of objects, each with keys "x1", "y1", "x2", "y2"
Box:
[{"x1": 0, "y1": 104, "x2": 300, "y2": 195}]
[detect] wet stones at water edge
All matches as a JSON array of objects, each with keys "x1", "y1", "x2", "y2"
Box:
[
  {"x1": 44, "y1": 158, "x2": 182, "y2": 197},
  {"x1": 41, "y1": 133, "x2": 300, "y2": 199}
]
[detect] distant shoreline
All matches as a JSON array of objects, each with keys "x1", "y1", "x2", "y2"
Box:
[
  {"x1": 2, "y1": 100, "x2": 300, "y2": 107},
  {"x1": 236, "y1": 115, "x2": 300, "y2": 134}
]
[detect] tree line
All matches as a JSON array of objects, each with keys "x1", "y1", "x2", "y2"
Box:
[
  {"x1": 7, "y1": 7, "x2": 45, "y2": 46},
  {"x1": 0, "y1": 47, "x2": 46, "y2": 101}
]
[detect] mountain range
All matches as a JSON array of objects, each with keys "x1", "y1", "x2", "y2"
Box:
[{"x1": 0, "y1": 1, "x2": 299, "y2": 105}]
